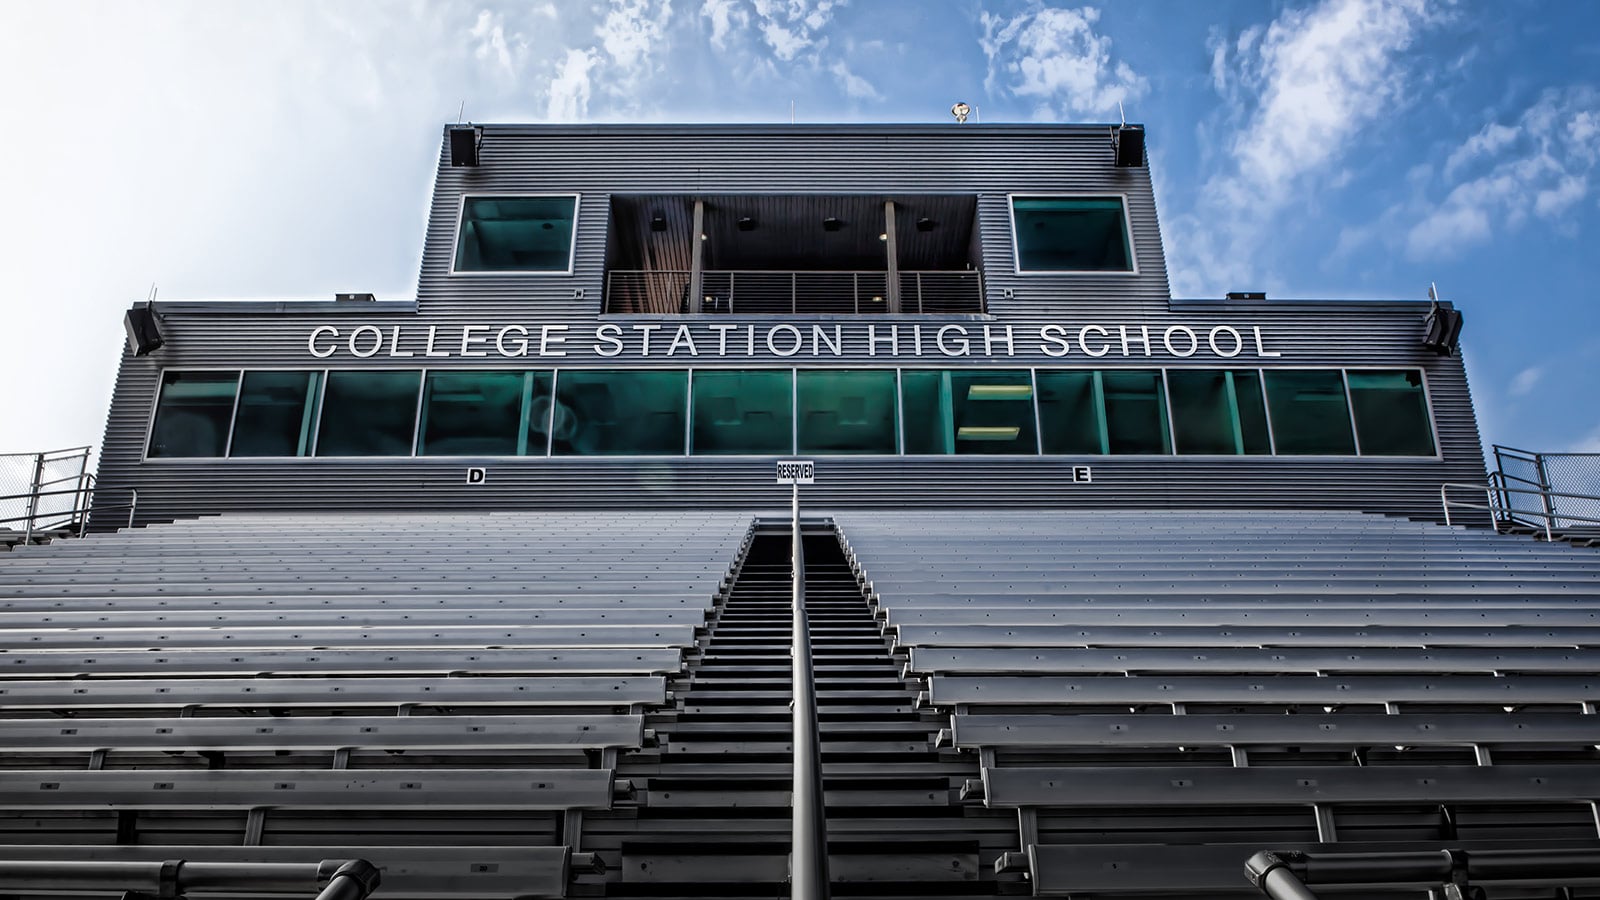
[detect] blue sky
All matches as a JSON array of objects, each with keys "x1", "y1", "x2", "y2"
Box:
[{"x1": 1, "y1": 0, "x2": 1596, "y2": 461}]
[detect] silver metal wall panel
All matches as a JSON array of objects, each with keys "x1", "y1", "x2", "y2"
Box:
[{"x1": 90, "y1": 125, "x2": 1486, "y2": 528}]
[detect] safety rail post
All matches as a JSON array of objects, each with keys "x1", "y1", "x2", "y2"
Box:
[
  {"x1": 790, "y1": 478, "x2": 829, "y2": 900},
  {"x1": 1536, "y1": 450, "x2": 1560, "y2": 531},
  {"x1": 22, "y1": 453, "x2": 44, "y2": 544}
]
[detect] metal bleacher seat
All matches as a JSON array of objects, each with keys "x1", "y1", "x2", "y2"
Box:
[
  {"x1": 833, "y1": 509, "x2": 1600, "y2": 898},
  {"x1": 0, "y1": 510, "x2": 756, "y2": 899}
]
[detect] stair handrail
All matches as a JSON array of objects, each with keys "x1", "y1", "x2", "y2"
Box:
[{"x1": 789, "y1": 486, "x2": 829, "y2": 900}]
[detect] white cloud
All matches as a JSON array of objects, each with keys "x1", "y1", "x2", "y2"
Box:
[
  {"x1": 747, "y1": 0, "x2": 843, "y2": 62},
  {"x1": 1445, "y1": 122, "x2": 1519, "y2": 178},
  {"x1": 1168, "y1": 0, "x2": 1444, "y2": 296},
  {"x1": 701, "y1": 0, "x2": 748, "y2": 49},
  {"x1": 468, "y1": 9, "x2": 528, "y2": 79},
  {"x1": 830, "y1": 61, "x2": 880, "y2": 101},
  {"x1": 1508, "y1": 366, "x2": 1543, "y2": 397},
  {"x1": 979, "y1": 6, "x2": 1145, "y2": 119},
  {"x1": 546, "y1": 47, "x2": 599, "y2": 121},
  {"x1": 1406, "y1": 87, "x2": 1600, "y2": 260},
  {"x1": 597, "y1": 0, "x2": 673, "y2": 73}
]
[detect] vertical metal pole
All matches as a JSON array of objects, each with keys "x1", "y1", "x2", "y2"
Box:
[
  {"x1": 689, "y1": 200, "x2": 705, "y2": 314},
  {"x1": 883, "y1": 201, "x2": 901, "y2": 313},
  {"x1": 1536, "y1": 451, "x2": 1557, "y2": 538},
  {"x1": 791, "y1": 482, "x2": 830, "y2": 899},
  {"x1": 23, "y1": 452, "x2": 44, "y2": 543}
]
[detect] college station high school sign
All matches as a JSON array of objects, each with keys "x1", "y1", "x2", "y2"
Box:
[{"x1": 305, "y1": 322, "x2": 1286, "y2": 361}]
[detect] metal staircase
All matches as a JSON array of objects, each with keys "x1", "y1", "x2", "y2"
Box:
[{"x1": 588, "y1": 523, "x2": 1013, "y2": 898}]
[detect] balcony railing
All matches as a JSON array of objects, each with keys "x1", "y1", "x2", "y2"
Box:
[{"x1": 604, "y1": 269, "x2": 984, "y2": 315}]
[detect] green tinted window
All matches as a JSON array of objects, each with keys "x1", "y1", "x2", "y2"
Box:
[
  {"x1": 1168, "y1": 370, "x2": 1271, "y2": 455},
  {"x1": 1264, "y1": 370, "x2": 1356, "y2": 455},
  {"x1": 1012, "y1": 197, "x2": 1133, "y2": 272},
  {"x1": 148, "y1": 372, "x2": 238, "y2": 458},
  {"x1": 692, "y1": 370, "x2": 794, "y2": 455},
  {"x1": 419, "y1": 371, "x2": 553, "y2": 456},
  {"x1": 552, "y1": 370, "x2": 687, "y2": 456},
  {"x1": 230, "y1": 371, "x2": 321, "y2": 457},
  {"x1": 903, "y1": 370, "x2": 1037, "y2": 455},
  {"x1": 1102, "y1": 370, "x2": 1170, "y2": 454},
  {"x1": 454, "y1": 196, "x2": 577, "y2": 273},
  {"x1": 1036, "y1": 371, "x2": 1104, "y2": 454},
  {"x1": 1349, "y1": 370, "x2": 1435, "y2": 456},
  {"x1": 315, "y1": 371, "x2": 422, "y2": 457},
  {"x1": 797, "y1": 370, "x2": 898, "y2": 455}
]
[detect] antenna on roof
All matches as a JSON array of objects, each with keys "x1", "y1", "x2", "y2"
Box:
[
  {"x1": 147, "y1": 283, "x2": 158, "y2": 305},
  {"x1": 457, "y1": 101, "x2": 465, "y2": 124},
  {"x1": 1119, "y1": 101, "x2": 1126, "y2": 128},
  {"x1": 791, "y1": 100, "x2": 795, "y2": 124},
  {"x1": 1428, "y1": 282, "x2": 1439, "y2": 304}
]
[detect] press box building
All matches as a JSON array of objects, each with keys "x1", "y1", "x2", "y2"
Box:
[{"x1": 2, "y1": 122, "x2": 1599, "y2": 900}]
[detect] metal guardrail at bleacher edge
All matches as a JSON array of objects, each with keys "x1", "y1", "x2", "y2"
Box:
[
  {"x1": 1441, "y1": 476, "x2": 1600, "y2": 543},
  {"x1": 1492, "y1": 443, "x2": 1600, "y2": 531},
  {"x1": 0, "y1": 446, "x2": 138, "y2": 543}
]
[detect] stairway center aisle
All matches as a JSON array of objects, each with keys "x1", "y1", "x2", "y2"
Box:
[{"x1": 581, "y1": 525, "x2": 1017, "y2": 898}]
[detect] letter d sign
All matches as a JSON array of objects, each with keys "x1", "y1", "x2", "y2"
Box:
[{"x1": 466, "y1": 467, "x2": 487, "y2": 485}]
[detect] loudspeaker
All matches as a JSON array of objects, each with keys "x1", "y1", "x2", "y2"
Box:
[
  {"x1": 449, "y1": 126, "x2": 482, "y2": 167},
  {"x1": 1422, "y1": 306, "x2": 1464, "y2": 355},
  {"x1": 1112, "y1": 124, "x2": 1145, "y2": 167},
  {"x1": 124, "y1": 307, "x2": 164, "y2": 356}
]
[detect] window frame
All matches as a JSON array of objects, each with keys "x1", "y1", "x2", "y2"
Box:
[
  {"x1": 1007, "y1": 193, "x2": 1139, "y2": 276},
  {"x1": 448, "y1": 193, "x2": 581, "y2": 277},
  {"x1": 139, "y1": 365, "x2": 1441, "y2": 463}
]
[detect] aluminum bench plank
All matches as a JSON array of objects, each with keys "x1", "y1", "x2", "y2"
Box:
[
  {"x1": 1025, "y1": 839, "x2": 1600, "y2": 895},
  {"x1": 0, "y1": 714, "x2": 645, "y2": 753},
  {"x1": 885, "y1": 608, "x2": 1600, "y2": 627},
  {"x1": 893, "y1": 624, "x2": 1600, "y2": 648},
  {"x1": 908, "y1": 646, "x2": 1600, "y2": 675},
  {"x1": 0, "y1": 768, "x2": 616, "y2": 810},
  {"x1": 0, "y1": 845, "x2": 578, "y2": 900},
  {"x1": 0, "y1": 675, "x2": 667, "y2": 709},
  {"x1": 0, "y1": 624, "x2": 700, "y2": 650},
  {"x1": 981, "y1": 764, "x2": 1600, "y2": 807},
  {"x1": 926, "y1": 674, "x2": 1600, "y2": 706},
  {"x1": 0, "y1": 647, "x2": 682, "y2": 677},
  {"x1": 949, "y1": 713, "x2": 1600, "y2": 749},
  {"x1": 0, "y1": 608, "x2": 706, "y2": 628}
]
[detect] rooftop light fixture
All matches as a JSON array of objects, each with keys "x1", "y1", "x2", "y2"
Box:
[
  {"x1": 448, "y1": 125, "x2": 483, "y2": 167},
  {"x1": 1111, "y1": 123, "x2": 1145, "y2": 167},
  {"x1": 968, "y1": 384, "x2": 1033, "y2": 400},
  {"x1": 650, "y1": 213, "x2": 667, "y2": 232},
  {"x1": 878, "y1": 233, "x2": 888, "y2": 242},
  {"x1": 951, "y1": 102, "x2": 971, "y2": 124},
  {"x1": 124, "y1": 306, "x2": 164, "y2": 356},
  {"x1": 957, "y1": 426, "x2": 1020, "y2": 440},
  {"x1": 738, "y1": 216, "x2": 757, "y2": 232},
  {"x1": 822, "y1": 217, "x2": 842, "y2": 232}
]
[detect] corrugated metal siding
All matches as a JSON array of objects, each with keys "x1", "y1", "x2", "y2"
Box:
[{"x1": 91, "y1": 125, "x2": 1487, "y2": 529}]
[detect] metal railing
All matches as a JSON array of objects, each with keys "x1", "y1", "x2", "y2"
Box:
[
  {"x1": 605, "y1": 269, "x2": 984, "y2": 315},
  {"x1": 0, "y1": 857, "x2": 379, "y2": 900},
  {"x1": 0, "y1": 446, "x2": 90, "y2": 529},
  {"x1": 0, "y1": 446, "x2": 141, "y2": 543},
  {"x1": 1493, "y1": 444, "x2": 1600, "y2": 531},
  {"x1": 1441, "y1": 478, "x2": 1600, "y2": 543},
  {"x1": 789, "y1": 493, "x2": 829, "y2": 899}
]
